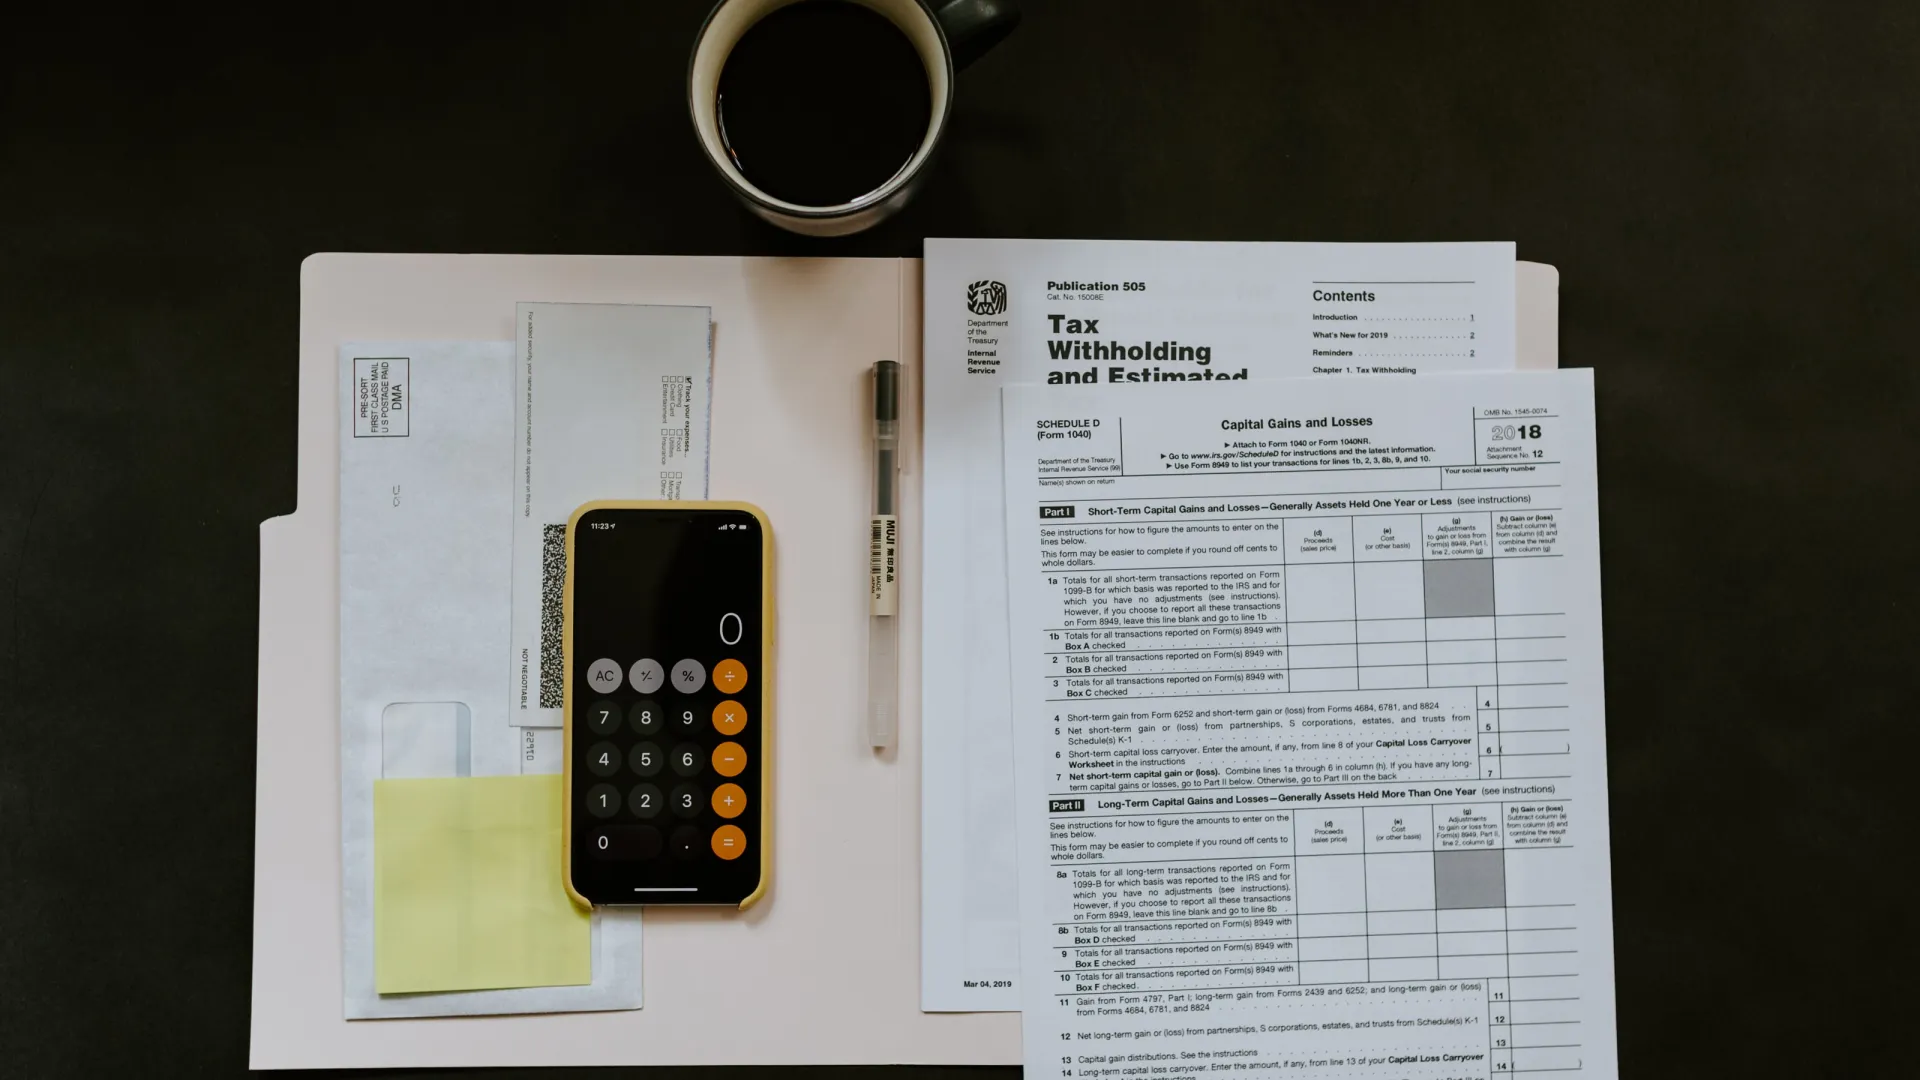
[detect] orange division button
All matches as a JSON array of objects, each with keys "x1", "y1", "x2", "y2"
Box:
[
  {"x1": 712, "y1": 659, "x2": 749, "y2": 694},
  {"x1": 712, "y1": 741, "x2": 747, "y2": 777},
  {"x1": 711, "y1": 783, "x2": 747, "y2": 819},
  {"x1": 710, "y1": 823, "x2": 747, "y2": 860},
  {"x1": 712, "y1": 700, "x2": 748, "y2": 736}
]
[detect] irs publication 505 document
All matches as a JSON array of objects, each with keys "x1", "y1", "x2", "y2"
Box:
[
  {"x1": 999, "y1": 371, "x2": 1615, "y2": 1078},
  {"x1": 921, "y1": 239, "x2": 1518, "y2": 1009}
]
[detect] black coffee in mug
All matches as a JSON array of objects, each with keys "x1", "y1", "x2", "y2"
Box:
[
  {"x1": 691, "y1": 0, "x2": 1019, "y2": 234},
  {"x1": 716, "y1": 0, "x2": 932, "y2": 207}
]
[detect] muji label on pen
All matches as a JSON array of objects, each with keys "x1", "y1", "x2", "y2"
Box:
[{"x1": 869, "y1": 514, "x2": 898, "y2": 616}]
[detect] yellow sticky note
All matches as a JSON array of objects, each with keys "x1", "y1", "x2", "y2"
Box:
[{"x1": 373, "y1": 774, "x2": 591, "y2": 994}]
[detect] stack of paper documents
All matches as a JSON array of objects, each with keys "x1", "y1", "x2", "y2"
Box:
[
  {"x1": 917, "y1": 240, "x2": 1615, "y2": 1075},
  {"x1": 919, "y1": 239, "x2": 1523, "y2": 1008}
]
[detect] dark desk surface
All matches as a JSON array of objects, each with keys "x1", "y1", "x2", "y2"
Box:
[{"x1": 2, "y1": 2, "x2": 1912, "y2": 1075}]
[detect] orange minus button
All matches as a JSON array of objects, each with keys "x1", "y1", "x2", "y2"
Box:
[
  {"x1": 711, "y1": 824, "x2": 747, "y2": 860},
  {"x1": 713, "y1": 659, "x2": 749, "y2": 694},
  {"x1": 712, "y1": 700, "x2": 748, "y2": 736},
  {"x1": 712, "y1": 741, "x2": 747, "y2": 777}
]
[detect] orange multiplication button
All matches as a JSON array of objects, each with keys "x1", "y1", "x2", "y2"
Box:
[
  {"x1": 711, "y1": 823, "x2": 747, "y2": 859},
  {"x1": 711, "y1": 782, "x2": 747, "y2": 819},
  {"x1": 712, "y1": 700, "x2": 748, "y2": 735},
  {"x1": 712, "y1": 659, "x2": 749, "y2": 694},
  {"x1": 712, "y1": 741, "x2": 747, "y2": 777}
]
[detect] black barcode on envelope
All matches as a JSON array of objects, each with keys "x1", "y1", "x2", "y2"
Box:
[{"x1": 538, "y1": 523, "x2": 566, "y2": 708}]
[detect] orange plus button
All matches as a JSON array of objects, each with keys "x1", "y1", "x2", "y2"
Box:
[
  {"x1": 711, "y1": 783, "x2": 747, "y2": 819},
  {"x1": 712, "y1": 700, "x2": 748, "y2": 735},
  {"x1": 713, "y1": 659, "x2": 749, "y2": 694},
  {"x1": 711, "y1": 824, "x2": 747, "y2": 860},
  {"x1": 712, "y1": 741, "x2": 747, "y2": 777}
]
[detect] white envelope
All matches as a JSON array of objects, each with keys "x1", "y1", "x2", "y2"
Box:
[{"x1": 337, "y1": 342, "x2": 642, "y2": 1018}]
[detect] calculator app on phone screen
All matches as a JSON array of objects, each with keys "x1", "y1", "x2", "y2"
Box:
[{"x1": 563, "y1": 501, "x2": 770, "y2": 908}]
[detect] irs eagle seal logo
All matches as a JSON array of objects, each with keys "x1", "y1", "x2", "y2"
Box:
[{"x1": 966, "y1": 279, "x2": 1007, "y2": 315}]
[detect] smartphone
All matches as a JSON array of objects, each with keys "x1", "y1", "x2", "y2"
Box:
[{"x1": 562, "y1": 500, "x2": 771, "y2": 908}]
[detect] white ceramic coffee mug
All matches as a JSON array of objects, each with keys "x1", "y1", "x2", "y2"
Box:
[{"x1": 689, "y1": 0, "x2": 1019, "y2": 237}]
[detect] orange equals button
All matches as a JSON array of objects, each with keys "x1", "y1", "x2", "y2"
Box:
[{"x1": 711, "y1": 824, "x2": 746, "y2": 860}]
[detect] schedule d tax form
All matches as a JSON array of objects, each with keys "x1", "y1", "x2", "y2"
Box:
[{"x1": 1000, "y1": 371, "x2": 1615, "y2": 1079}]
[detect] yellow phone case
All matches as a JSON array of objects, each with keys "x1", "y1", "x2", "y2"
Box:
[{"x1": 561, "y1": 499, "x2": 773, "y2": 910}]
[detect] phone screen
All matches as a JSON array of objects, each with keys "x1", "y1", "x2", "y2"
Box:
[{"x1": 568, "y1": 505, "x2": 765, "y2": 905}]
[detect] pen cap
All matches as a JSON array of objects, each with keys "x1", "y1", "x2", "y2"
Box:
[{"x1": 873, "y1": 360, "x2": 900, "y2": 424}]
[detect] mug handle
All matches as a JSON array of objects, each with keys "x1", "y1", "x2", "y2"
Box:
[{"x1": 933, "y1": 0, "x2": 1021, "y2": 70}]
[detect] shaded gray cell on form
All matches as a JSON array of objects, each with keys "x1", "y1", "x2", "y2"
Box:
[
  {"x1": 1434, "y1": 848, "x2": 1507, "y2": 909},
  {"x1": 1423, "y1": 558, "x2": 1495, "y2": 618}
]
